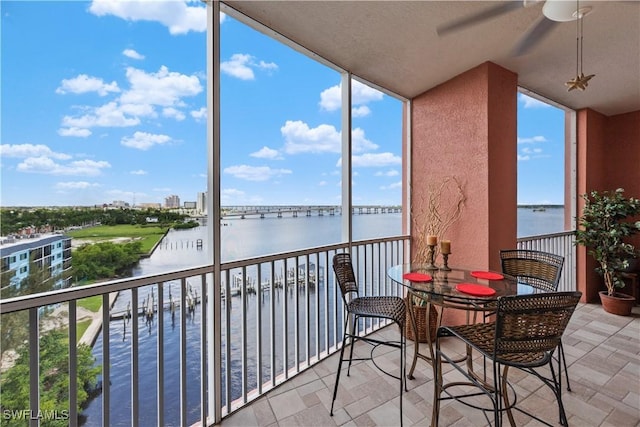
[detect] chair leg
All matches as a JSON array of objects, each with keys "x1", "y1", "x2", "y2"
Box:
[
  {"x1": 431, "y1": 342, "x2": 443, "y2": 427},
  {"x1": 330, "y1": 322, "x2": 350, "y2": 416},
  {"x1": 399, "y1": 323, "x2": 405, "y2": 427},
  {"x1": 559, "y1": 341, "x2": 571, "y2": 391},
  {"x1": 493, "y1": 363, "x2": 502, "y2": 427},
  {"x1": 550, "y1": 354, "x2": 569, "y2": 427},
  {"x1": 501, "y1": 365, "x2": 517, "y2": 427},
  {"x1": 346, "y1": 315, "x2": 358, "y2": 376},
  {"x1": 402, "y1": 324, "x2": 408, "y2": 392}
]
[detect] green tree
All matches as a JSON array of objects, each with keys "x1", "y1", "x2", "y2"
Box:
[
  {"x1": 72, "y1": 240, "x2": 143, "y2": 281},
  {"x1": 0, "y1": 329, "x2": 101, "y2": 427}
]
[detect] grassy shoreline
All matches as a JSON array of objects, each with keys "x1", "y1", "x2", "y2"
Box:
[{"x1": 66, "y1": 224, "x2": 169, "y2": 254}]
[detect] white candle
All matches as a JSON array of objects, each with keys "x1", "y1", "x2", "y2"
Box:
[
  {"x1": 440, "y1": 240, "x2": 451, "y2": 254},
  {"x1": 427, "y1": 235, "x2": 437, "y2": 246}
]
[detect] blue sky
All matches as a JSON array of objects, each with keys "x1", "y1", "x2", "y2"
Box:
[{"x1": 1, "y1": 0, "x2": 565, "y2": 208}]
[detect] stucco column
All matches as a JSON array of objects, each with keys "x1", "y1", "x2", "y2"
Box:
[{"x1": 411, "y1": 62, "x2": 518, "y2": 323}]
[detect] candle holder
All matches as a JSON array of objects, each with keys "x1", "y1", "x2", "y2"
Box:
[
  {"x1": 440, "y1": 252, "x2": 451, "y2": 271},
  {"x1": 425, "y1": 244, "x2": 438, "y2": 270}
]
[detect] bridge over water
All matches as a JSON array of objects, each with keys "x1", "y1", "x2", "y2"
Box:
[{"x1": 220, "y1": 205, "x2": 401, "y2": 219}]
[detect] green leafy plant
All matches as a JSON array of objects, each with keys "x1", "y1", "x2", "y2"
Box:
[{"x1": 575, "y1": 188, "x2": 640, "y2": 296}]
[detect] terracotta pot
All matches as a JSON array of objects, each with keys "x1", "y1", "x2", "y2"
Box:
[{"x1": 599, "y1": 291, "x2": 635, "y2": 316}]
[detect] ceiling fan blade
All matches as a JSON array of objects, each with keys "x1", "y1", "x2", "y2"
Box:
[
  {"x1": 511, "y1": 15, "x2": 560, "y2": 56},
  {"x1": 437, "y1": 2, "x2": 524, "y2": 36}
]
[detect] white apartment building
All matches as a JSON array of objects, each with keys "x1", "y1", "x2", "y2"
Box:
[
  {"x1": 0, "y1": 234, "x2": 73, "y2": 291},
  {"x1": 165, "y1": 194, "x2": 180, "y2": 209},
  {"x1": 196, "y1": 192, "x2": 207, "y2": 215}
]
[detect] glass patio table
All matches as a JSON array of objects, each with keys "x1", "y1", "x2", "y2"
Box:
[{"x1": 387, "y1": 263, "x2": 534, "y2": 379}]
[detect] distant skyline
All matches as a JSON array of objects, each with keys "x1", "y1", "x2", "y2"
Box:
[{"x1": 1, "y1": 1, "x2": 565, "y2": 208}]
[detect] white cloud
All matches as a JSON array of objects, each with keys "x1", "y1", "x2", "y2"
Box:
[
  {"x1": 120, "y1": 66, "x2": 202, "y2": 107},
  {"x1": 121, "y1": 131, "x2": 172, "y2": 150},
  {"x1": 517, "y1": 136, "x2": 548, "y2": 144},
  {"x1": 16, "y1": 157, "x2": 111, "y2": 176},
  {"x1": 162, "y1": 107, "x2": 186, "y2": 121},
  {"x1": 89, "y1": 0, "x2": 207, "y2": 35},
  {"x1": 221, "y1": 54, "x2": 254, "y2": 80},
  {"x1": 318, "y1": 181, "x2": 327, "y2": 186},
  {"x1": 61, "y1": 101, "x2": 141, "y2": 129},
  {"x1": 258, "y1": 60, "x2": 278, "y2": 71},
  {"x1": 319, "y1": 80, "x2": 384, "y2": 112},
  {"x1": 352, "y1": 106, "x2": 371, "y2": 118},
  {"x1": 518, "y1": 147, "x2": 550, "y2": 161},
  {"x1": 56, "y1": 74, "x2": 120, "y2": 96},
  {"x1": 123, "y1": 48, "x2": 145, "y2": 60},
  {"x1": 375, "y1": 169, "x2": 400, "y2": 177},
  {"x1": 319, "y1": 85, "x2": 341, "y2": 111},
  {"x1": 220, "y1": 53, "x2": 278, "y2": 80},
  {"x1": 130, "y1": 169, "x2": 147, "y2": 175},
  {"x1": 519, "y1": 93, "x2": 551, "y2": 108},
  {"x1": 57, "y1": 66, "x2": 200, "y2": 135},
  {"x1": 224, "y1": 165, "x2": 292, "y2": 181},
  {"x1": 58, "y1": 127, "x2": 93, "y2": 138},
  {"x1": 54, "y1": 181, "x2": 100, "y2": 190},
  {"x1": 0, "y1": 144, "x2": 71, "y2": 160},
  {"x1": 118, "y1": 102, "x2": 156, "y2": 118},
  {"x1": 250, "y1": 146, "x2": 281, "y2": 159},
  {"x1": 281, "y1": 120, "x2": 378, "y2": 154},
  {"x1": 221, "y1": 188, "x2": 264, "y2": 205},
  {"x1": 380, "y1": 181, "x2": 402, "y2": 190},
  {"x1": 191, "y1": 107, "x2": 207, "y2": 121},
  {"x1": 337, "y1": 152, "x2": 401, "y2": 168},
  {"x1": 517, "y1": 135, "x2": 550, "y2": 161},
  {"x1": 352, "y1": 128, "x2": 380, "y2": 153}
]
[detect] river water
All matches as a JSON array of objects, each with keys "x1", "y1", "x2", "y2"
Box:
[{"x1": 81, "y1": 208, "x2": 564, "y2": 425}]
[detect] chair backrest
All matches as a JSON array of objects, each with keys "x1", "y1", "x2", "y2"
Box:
[
  {"x1": 494, "y1": 291, "x2": 581, "y2": 358},
  {"x1": 500, "y1": 249, "x2": 564, "y2": 292},
  {"x1": 332, "y1": 253, "x2": 359, "y2": 304}
]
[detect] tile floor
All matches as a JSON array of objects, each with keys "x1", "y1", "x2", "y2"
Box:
[{"x1": 219, "y1": 303, "x2": 640, "y2": 426}]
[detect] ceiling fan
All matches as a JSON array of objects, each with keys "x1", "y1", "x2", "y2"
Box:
[{"x1": 437, "y1": 0, "x2": 594, "y2": 56}]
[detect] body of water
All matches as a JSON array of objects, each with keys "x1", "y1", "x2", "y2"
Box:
[{"x1": 81, "y1": 208, "x2": 564, "y2": 425}]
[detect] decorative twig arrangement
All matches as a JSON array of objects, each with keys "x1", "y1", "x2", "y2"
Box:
[{"x1": 412, "y1": 176, "x2": 466, "y2": 263}]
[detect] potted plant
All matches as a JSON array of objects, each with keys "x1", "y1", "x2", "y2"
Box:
[{"x1": 575, "y1": 188, "x2": 640, "y2": 315}]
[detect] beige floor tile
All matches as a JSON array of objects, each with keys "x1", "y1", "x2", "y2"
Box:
[
  {"x1": 269, "y1": 388, "x2": 307, "y2": 421},
  {"x1": 218, "y1": 303, "x2": 640, "y2": 427}
]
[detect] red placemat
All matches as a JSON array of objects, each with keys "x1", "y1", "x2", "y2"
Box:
[
  {"x1": 456, "y1": 283, "x2": 496, "y2": 296},
  {"x1": 403, "y1": 272, "x2": 433, "y2": 282},
  {"x1": 471, "y1": 271, "x2": 504, "y2": 280}
]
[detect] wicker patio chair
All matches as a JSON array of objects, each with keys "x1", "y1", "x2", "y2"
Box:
[
  {"x1": 499, "y1": 249, "x2": 572, "y2": 390},
  {"x1": 500, "y1": 249, "x2": 564, "y2": 292},
  {"x1": 433, "y1": 291, "x2": 581, "y2": 427},
  {"x1": 330, "y1": 253, "x2": 407, "y2": 425}
]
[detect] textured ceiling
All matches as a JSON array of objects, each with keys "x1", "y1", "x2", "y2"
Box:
[{"x1": 223, "y1": 1, "x2": 640, "y2": 116}]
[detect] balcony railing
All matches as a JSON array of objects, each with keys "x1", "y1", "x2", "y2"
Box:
[
  {"x1": 0, "y1": 231, "x2": 575, "y2": 426},
  {"x1": 0, "y1": 235, "x2": 409, "y2": 426}
]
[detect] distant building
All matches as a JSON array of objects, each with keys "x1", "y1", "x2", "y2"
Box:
[
  {"x1": 197, "y1": 192, "x2": 207, "y2": 214},
  {"x1": 137, "y1": 203, "x2": 162, "y2": 209},
  {"x1": 0, "y1": 234, "x2": 72, "y2": 291},
  {"x1": 184, "y1": 201, "x2": 196, "y2": 209},
  {"x1": 112, "y1": 200, "x2": 129, "y2": 208},
  {"x1": 165, "y1": 195, "x2": 180, "y2": 209}
]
